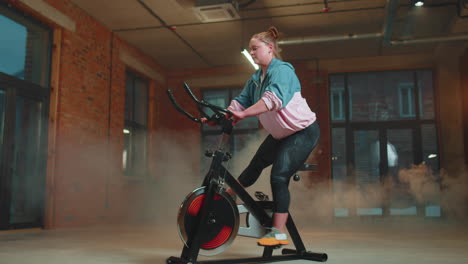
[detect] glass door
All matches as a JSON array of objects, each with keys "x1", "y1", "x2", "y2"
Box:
[
  {"x1": 0, "y1": 87, "x2": 12, "y2": 229},
  {"x1": 0, "y1": 90, "x2": 5, "y2": 167},
  {"x1": 9, "y1": 95, "x2": 47, "y2": 225},
  {"x1": 353, "y1": 129, "x2": 384, "y2": 216},
  {"x1": 386, "y1": 128, "x2": 417, "y2": 215},
  {"x1": 333, "y1": 126, "x2": 426, "y2": 217},
  {"x1": 0, "y1": 73, "x2": 49, "y2": 230}
]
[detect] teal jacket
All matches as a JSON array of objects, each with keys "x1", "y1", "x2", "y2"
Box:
[{"x1": 234, "y1": 58, "x2": 301, "y2": 109}]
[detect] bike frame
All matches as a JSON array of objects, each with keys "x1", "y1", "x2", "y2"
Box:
[{"x1": 166, "y1": 83, "x2": 327, "y2": 264}]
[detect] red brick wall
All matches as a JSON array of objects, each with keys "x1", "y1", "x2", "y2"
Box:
[
  {"x1": 293, "y1": 63, "x2": 331, "y2": 189},
  {"x1": 46, "y1": 0, "x2": 117, "y2": 227}
]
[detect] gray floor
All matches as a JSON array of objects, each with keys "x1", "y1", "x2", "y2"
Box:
[{"x1": 1, "y1": 220, "x2": 467, "y2": 264}]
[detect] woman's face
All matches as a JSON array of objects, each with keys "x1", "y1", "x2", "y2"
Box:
[{"x1": 249, "y1": 38, "x2": 273, "y2": 67}]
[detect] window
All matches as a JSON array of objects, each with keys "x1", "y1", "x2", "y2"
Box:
[
  {"x1": 0, "y1": 4, "x2": 51, "y2": 87},
  {"x1": 201, "y1": 88, "x2": 259, "y2": 174},
  {"x1": 123, "y1": 71, "x2": 148, "y2": 177},
  {"x1": 346, "y1": 71, "x2": 417, "y2": 121},
  {"x1": 330, "y1": 69, "x2": 439, "y2": 217},
  {"x1": 398, "y1": 82, "x2": 415, "y2": 118},
  {"x1": 331, "y1": 89, "x2": 345, "y2": 121}
]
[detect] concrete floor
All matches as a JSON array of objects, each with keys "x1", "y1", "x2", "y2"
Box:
[{"x1": 0, "y1": 221, "x2": 467, "y2": 264}]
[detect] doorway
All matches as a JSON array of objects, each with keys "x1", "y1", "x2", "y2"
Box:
[{"x1": 0, "y1": 73, "x2": 49, "y2": 230}]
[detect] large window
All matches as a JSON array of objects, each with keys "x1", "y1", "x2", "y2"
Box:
[
  {"x1": 330, "y1": 69, "x2": 440, "y2": 218},
  {"x1": 201, "y1": 88, "x2": 259, "y2": 174},
  {"x1": 0, "y1": 4, "x2": 51, "y2": 86},
  {"x1": 123, "y1": 71, "x2": 148, "y2": 177}
]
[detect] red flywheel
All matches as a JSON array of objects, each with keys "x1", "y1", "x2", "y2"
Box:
[{"x1": 177, "y1": 187, "x2": 239, "y2": 256}]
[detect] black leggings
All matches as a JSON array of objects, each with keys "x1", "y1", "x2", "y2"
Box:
[{"x1": 238, "y1": 122, "x2": 320, "y2": 213}]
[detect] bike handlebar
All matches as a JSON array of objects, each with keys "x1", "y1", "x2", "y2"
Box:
[{"x1": 167, "y1": 82, "x2": 232, "y2": 127}]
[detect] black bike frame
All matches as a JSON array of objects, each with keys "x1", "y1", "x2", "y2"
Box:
[{"x1": 166, "y1": 83, "x2": 327, "y2": 264}]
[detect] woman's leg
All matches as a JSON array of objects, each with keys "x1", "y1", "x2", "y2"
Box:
[
  {"x1": 273, "y1": 212, "x2": 289, "y2": 233},
  {"x1": 226, "y1": 135, "x2": 279, "y2": 197},
  {"x1": 258, "y1": 123, "x2": 320, "y2": 246},
  {"x1": 270, "y1": 122, "x2": 320, "y2": 232},
  {"x1": 237, "y1": 135, "x2": 279, "y2": 188}
]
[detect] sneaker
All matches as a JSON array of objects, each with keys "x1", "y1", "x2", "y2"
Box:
[{"x1": 257, "y1": 227, "x2": 289, "y2": 246}]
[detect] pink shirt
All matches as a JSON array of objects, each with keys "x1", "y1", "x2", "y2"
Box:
[{"x1": 229, "y1": 91, "x2": 316, "y2": 139}]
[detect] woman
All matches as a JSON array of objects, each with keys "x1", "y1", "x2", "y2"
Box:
[{"x1": 210, "y1": 26, "x2": 320, "y2": 246}]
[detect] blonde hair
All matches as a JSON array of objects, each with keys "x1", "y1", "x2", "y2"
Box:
[{"x1": 252, "y1": 26, "x2": 282, "y2": 60}]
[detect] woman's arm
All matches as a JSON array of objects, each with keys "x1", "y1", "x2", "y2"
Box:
[{"x1": 230, "y1": 99, "x2": 268, "y2": 125}]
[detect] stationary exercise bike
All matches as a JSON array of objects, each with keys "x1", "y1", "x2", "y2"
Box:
[{"x1": 166, "y1": 83, "x2": 328, "y2": 264}]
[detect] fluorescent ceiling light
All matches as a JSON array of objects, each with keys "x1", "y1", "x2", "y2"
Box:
[
  {"x1": 414, "y1": 1, "x2": 424, "y2": 7},
  {"x1": 241, "y1": 49, "x2": 259, "y2": 70}
]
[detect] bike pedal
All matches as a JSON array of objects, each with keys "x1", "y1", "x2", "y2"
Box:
[{"x1": 256, "y1": 243, "x2": 282, "y2": 249}]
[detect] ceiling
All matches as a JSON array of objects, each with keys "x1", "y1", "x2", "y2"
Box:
[{"x1": 69, "y1": 0, "x2": 468, "y2": 71}]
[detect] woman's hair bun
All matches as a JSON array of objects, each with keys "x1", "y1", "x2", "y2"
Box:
[{"x1": 267, "y1": 26, "x2": 279, "y2": 40}]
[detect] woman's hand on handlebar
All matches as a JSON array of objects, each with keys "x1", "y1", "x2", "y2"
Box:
[
  {"x1": 229, "y1": 109, "x2": 246, "y2": 126},
  {"x1": 201, "y1": 111, "x2": 230, "y2": 126},
  {"x1": 201, "y1": 117, "x2": 216, "y2": 126},
  {"x1": 201, "y1": 110, "x2": 239, "y2": 126}
]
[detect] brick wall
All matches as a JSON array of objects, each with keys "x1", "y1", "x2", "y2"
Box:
[
  {"x1": 294, "y1": 63, "x2": 331, "y2": 189},
  {"x1": 50, "y1": 2, "x2": 156, "y2": 226},
  {"x1": 39, "y1": 0, "x2": 113, "y2": 227}
]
